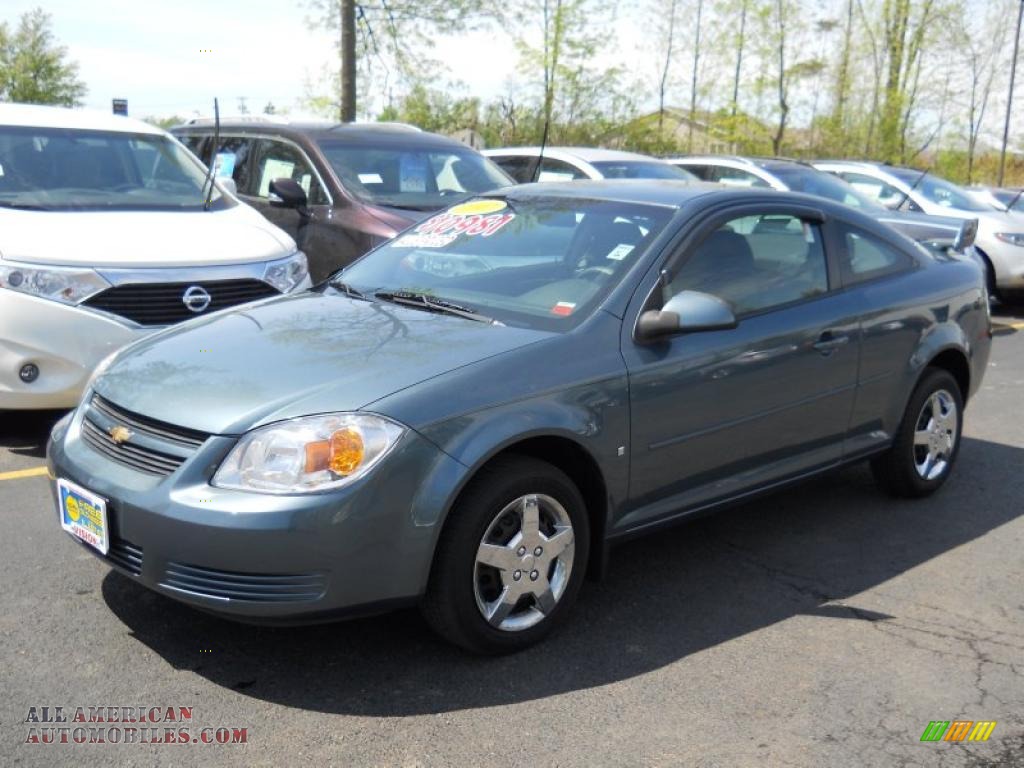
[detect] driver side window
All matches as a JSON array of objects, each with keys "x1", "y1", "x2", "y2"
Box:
[{"x1": 668, "y1": 213, "x2": 828, "y2": 316}]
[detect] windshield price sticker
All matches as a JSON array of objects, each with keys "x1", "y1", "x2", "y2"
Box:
[
  {"x1": 392, "y1": 232, "x2": 459, "y2": 249},
  {"x1": 414, "y1": 211, "x2": 516, "y2": 240}
]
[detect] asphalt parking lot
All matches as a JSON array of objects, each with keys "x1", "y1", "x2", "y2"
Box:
[{"x1": 1, "y1": 308, "x2": 1023, "y2": 768}]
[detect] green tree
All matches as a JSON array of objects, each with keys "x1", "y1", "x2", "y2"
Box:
[
  {"x1": 0, "y1": 8, "x2": 85, "y2": 106},
  {"x1": 303, "y1": 0, "x2": 493, "y2": 121}
]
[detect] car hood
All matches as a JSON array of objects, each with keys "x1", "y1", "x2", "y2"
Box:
[
  {"x1": 93, "y1": 292, "x2": 549, "y2": 435},
  {"x1": 0, "y1": 205, "x2": 295, "y2": 267}
]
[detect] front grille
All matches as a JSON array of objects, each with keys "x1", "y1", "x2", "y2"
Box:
[
  {"x1": 161, "y1": 562, "x2": 327, "y2": 603},
  {"x1": 106, "y1": 536, "x2": 144, "y2": 576},
  {"x1": 80, "y1": 395, "x2": 208, "y2": 477},
  {"x1": 83, "y1": 279, "x2": 279, "y2": 326}
]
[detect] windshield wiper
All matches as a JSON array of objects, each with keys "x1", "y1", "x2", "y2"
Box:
[
  {"x1": 326, "y1": 277, "x2": 369, "y2": 300},
  {"x1": 374, "y1": 290, "x2": 501, "y2": 324},
  {"x1": 375, "y1": 201, "x2": 444, "y2": 212}
]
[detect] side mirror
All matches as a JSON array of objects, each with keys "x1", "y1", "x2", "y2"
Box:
[
  {"x1": 269, "y1": 178, "x2": 310, "y2": 216},
  {"x1": 636, "y1": 290, "x2": 737, "y2": 343},
  {"x1": 953, "y1": 218, "x2": 977, "y2": 252}
]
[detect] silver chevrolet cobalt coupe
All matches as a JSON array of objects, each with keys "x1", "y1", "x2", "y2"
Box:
[{"x1": 48, "y1": 181, "x2": 991, "y2": 653}]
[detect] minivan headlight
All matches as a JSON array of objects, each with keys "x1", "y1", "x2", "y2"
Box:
[
  {"x1": 212, "y1": 413, "x2": 405, "y2": 494},
  {"x1": 0, "y1": 261, "x2": 110, "y2": 304},
  {"x1": 262, "y1": 251, "x2": 308, "y2": 293},
  {"x1": 994, "y1": 233, "x2": 1024, "y2": 247}
]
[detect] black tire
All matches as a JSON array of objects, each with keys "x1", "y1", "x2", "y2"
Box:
[
  {"x1": 871, "y1": 368, "x2": 964, "y2": 498},
  {"x1": 421, "y1": 455, "x2": 590, "y2": 654}
]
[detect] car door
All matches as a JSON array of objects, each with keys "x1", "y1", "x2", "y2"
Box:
[
  {"x1": 618, "y1": 204, "x2": 864, "y2": 531},
  {"x1": 249, "y1": 137, "x2": 353, "y2": 281},
  {"x1": 830, "y1": 221, "x2": 925, "y2": 459}
]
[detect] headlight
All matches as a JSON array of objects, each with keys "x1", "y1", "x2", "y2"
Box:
[
  {"x1": 0, "y1": 260, "x2": 110, "y2": 304},
  {"x1": 262, "y1": 251, "x2": 308, "y2": 293},
  {"x1": 994, "y1": 233, "x2": 1024, "y2": 247},
  {"x1": 212, "y1": 413, "x2": 405, "y2": 494}
]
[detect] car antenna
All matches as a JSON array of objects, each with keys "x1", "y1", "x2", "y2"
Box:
[
  {"x1": 528, "y1": 112, "x2": 551, "y2": 184},
  {"x1": 1003, "y1": 187, "x2": 1023, "y2": 213},
  {"x1": 202, "y1": 97, "x2": 220, "y2": 211},
  {"x1": 893, "y1": 166, "x2": 928, "y2": 211}
]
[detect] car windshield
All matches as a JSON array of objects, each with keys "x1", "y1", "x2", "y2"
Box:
[
  {"x1": 887, "y1": 168, "x2": 990, "y2": 212},
  {"x1": 318, "y1": 141, "x2": 512, "y2": 211},
  {"x1": 0, "y1": 126, "x2": 229, "y2": 211},
  {"x1": 590, "y1": 161, "x2": 696, "y2": 180},
  {"x1": 769, "y1": 166, "x2": 882, "y2": 210},
  {"x1": 336, "y1": 197, "x2": 674, "y2": 330}
]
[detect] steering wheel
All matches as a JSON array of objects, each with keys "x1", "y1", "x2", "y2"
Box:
[{"x1": 576, "y1": 266, "x2": 614, "y2": 281}]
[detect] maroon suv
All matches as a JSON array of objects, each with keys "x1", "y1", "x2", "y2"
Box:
[{"x1": 173, "y1": 119, "x2": 513, "y2": 282}]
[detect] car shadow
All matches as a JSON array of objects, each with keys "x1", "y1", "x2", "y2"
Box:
[
  {"x1": 0, "y1": 410, "x2": 67, "y2": 459},
  {"x1": 101, "y1": 436, "x2": 1023, "y2": 716}
]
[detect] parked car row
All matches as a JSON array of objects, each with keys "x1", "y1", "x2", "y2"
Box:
[{"x1": 3, "y1": 103, "x2": 1018, "y2": 415}]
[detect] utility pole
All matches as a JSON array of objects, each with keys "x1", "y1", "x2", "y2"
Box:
[
  {"x1": 999, "y1": 0, "x2": 1023, "y2": 186},
  {"x1": 340, "y1": 0, "x2": 356, "y2": 122}
]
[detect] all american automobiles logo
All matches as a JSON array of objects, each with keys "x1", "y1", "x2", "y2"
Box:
[{"x1": 24, "y1": 706, "x2": 248, "y2": 746}]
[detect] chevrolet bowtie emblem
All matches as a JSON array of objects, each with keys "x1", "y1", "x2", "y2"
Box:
[{"x1": 108, "y1": 425, "x2": 133, "y2": 444}]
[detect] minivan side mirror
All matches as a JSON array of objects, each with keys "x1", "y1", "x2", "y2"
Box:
[
  {"x1": 636, "y1": 290, "x2": 738, "y2": 342},
  {"x1": 269, "y1": 178, "x2": 310, "y2": 217}
]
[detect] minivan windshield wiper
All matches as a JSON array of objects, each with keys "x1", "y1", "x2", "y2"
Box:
[{"x1": 374, "y1": 290, "x2": 501, "y2": 325}]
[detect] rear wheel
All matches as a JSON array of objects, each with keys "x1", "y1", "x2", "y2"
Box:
[
  {"x1": 422, "y1": 456, "x2": 589, "y2": 654},
  {"x1": 871, "y1": 368, "x2": 963, "y2": 498}
]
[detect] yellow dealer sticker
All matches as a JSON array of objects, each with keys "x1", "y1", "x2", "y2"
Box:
[{"x1": 448, "y1": 199, "x2": 507, "y2": 216}]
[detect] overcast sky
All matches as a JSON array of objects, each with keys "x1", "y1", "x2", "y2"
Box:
[{"x1": 2, "y1": 0, "x2": 524, "y2": 119}]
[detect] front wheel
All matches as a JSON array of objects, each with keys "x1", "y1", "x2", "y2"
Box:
[
  {"x1": 871, "y1": 368, "x2": 963, "y2": 497},
  {"x1": 421, "y1": 456, "x2": 590, "y2": 654}
]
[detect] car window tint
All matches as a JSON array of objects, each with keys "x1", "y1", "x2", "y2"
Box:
[
  {"x1": 711, "y1": 166, "x2": 771, "y2": 188},
  {"x1": 254, "y1": 139, "x2": 327, "y2": 204},
  {"x1": 207, "y1": 136, "x2": 254, "y2": 194},
  {"x1": 178, "y1": 134, "x2": 207, "y2": 161},
  {"x1": 839, "y1": 225, "x2": 914, "y2": 285},
  {"x1": 491, "y1": 156, "x2": 534, "y2": 184},
  {"x1": 669, "y1": 213, "x2": 828, "y2": 316},
  {"x1": 837, "y1": 171, "x2": 904, "y2": 208},
  {"x1": 538, "y1": 157, "x2": 586, "y2": 182}
]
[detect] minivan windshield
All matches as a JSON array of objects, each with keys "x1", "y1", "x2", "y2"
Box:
[
  {"x1": 0, "y1": 126, "x2": 230, "y2": 211},
  {"x1": 336, "y1": 197, "x2": 674, "y2": 331},
  {"x1": 319, "y1": 141, "x2": 512, "y2": 211}
]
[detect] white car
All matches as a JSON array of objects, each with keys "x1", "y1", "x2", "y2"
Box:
[
  {"x1": 813, "y1": 161, "x2": 1024, "y2": 301},
  {"x1": 0, "y1": 104, "x2": 310, "y2": 410},
  {"x1": 483, "y1": 146, "x2": 697, "y2": 183}
]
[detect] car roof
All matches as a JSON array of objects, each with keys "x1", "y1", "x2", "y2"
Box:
[
  {"x1": 495, "y1": 178, "x2": 821, "y2": 208},
  {"x1": 0, "y1": 103, "x2": 164, "y2": 135},
  {"x1": 172, "y1": 117, "x2": 469, "y2": 150},
  {"x1": 484, "y1": 146, "x2": 665, "y2": 163}
]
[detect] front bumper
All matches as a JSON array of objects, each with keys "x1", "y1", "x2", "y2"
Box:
[
  {"x1": 0, "y1": 291, "x2": 150, "y2": 410},
  {"x1": 47, "y1": 403, "x2": 464, "y2": 622}
]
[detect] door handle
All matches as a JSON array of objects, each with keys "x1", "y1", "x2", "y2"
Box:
[{"x1": 813, "y1": 331, "x2": 850, "y2": 355}]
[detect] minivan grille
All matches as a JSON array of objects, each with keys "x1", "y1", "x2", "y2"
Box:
[
  {"x1": 161, "y1": 562, "x2": 328, "y2": 603},
  {"x1": 81, "y1": 395, "x2": 208, "y2": 477},
  {"x1": 84, "y1": 279, "x2": 279, "y2": 326}
]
